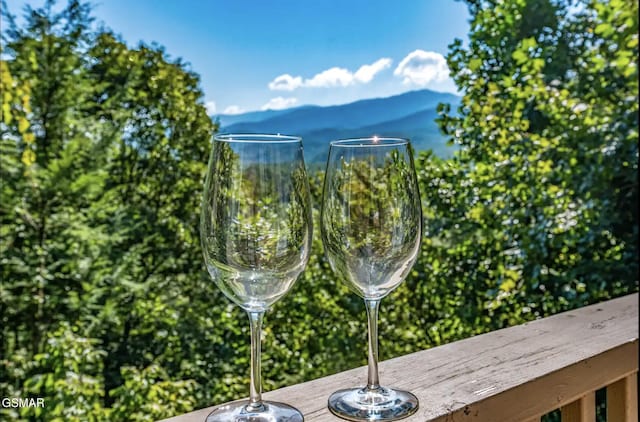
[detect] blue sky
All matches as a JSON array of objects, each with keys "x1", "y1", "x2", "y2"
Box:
[{"x1": 4, "y1": 0, "x2": 470, "y2": 115}]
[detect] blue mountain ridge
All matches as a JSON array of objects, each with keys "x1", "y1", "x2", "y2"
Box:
[{"x1": 213, "y1": 89, "x2": 460, "y2": 165}]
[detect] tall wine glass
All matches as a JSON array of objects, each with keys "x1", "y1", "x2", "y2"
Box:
[
  {"x1": 200, "y1": 134, "x2": 312, "y2": 422},
  {"x1": 321, "y1": 137, "x2": 422, "y2": 421}
]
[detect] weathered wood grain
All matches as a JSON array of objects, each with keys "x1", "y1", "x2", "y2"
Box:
[
  {"x1": 608, "y1": 374, "x2": 639, "y2": 422},
  {"x1": 561, "y1": 392, "x2": 595, "y2": 422},
  {"x1": 162, "y1": 293, "x2": 638, "y2": 422}
]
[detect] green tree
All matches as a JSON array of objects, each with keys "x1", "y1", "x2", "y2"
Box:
[
  {"x1": 1, "y1": 0, "x2": 108, "y2": 385},
  {"x1": 1, "y1": 1, "x2": 216, "y2": 419},
  {"x1": 423, "y1": 0, "x2": 638, "y2": 333}
]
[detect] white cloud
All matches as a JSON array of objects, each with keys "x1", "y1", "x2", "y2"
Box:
[
  {"x1": 268, "y1": 58, "x2": 392, "y2": 91},
  {"x1": 268, "y1": 74, "x2": 303, "y2": 91},
  {"x1": 394, "y1": 50, "x2": 449, "y2": 86},
  {"x1": 354, "y1": 58, "x2": 392, "y2": 83},
  {"x1": 223, "y1": 105, "x2": 245, "y2": 115},
  {"x1": 205, "y1": 101, "x2": 217, "y2": 115},
  {"x1": 261, "y1": 97, "x2": 298, "y2": 111},
  {"x1": 305, "y1": 67, "x2": 355, "y2": 88}
]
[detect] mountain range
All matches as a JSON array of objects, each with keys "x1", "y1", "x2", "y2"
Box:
[{"x1": 214, "y1": 89, "x2": 460, "y2": 167}]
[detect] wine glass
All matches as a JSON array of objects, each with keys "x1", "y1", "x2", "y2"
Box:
[
  {"x1": 200, "y1": 134, "x2": 313, "y2": 422},
  {"x1": 321, "y1": 137, "x2": 422, "y2": 421}
]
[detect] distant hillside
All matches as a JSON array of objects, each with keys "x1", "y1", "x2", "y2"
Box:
[
  {"x1": 216, "y1": 105, "x2": 320, "y2": 127},
  {"x1": 213, "y1": 89, "x2": 460, "y2": 165}
]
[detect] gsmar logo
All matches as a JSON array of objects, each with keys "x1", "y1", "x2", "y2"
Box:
[{"x1": 1, "y1": 398, "x2": 45, "y2": 408}]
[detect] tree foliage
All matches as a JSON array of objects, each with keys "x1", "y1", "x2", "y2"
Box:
[
  {"x1": 1, "y1": 1, "x2": 214, "y2": 419},
  {"x1": 433, "y1": 0, "x2": 638, "y2": 324},
  {"x1": 0, "y1": 0, "x2": 637, "y2": 420}
]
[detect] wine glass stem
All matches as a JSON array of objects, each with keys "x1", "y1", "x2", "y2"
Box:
[
  {"x1": 365, "y1": 299, "x2": 381, "y2": 390},
  {"x1": 247, "y1": 311, "x2": 265, "y2": 411}
]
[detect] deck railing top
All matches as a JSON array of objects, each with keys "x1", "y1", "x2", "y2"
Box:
[{"x1": 164, "y1": 293, "x2": 638, "y2": 422}]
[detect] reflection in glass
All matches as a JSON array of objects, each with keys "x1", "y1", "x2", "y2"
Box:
[
  {"x1": 321, "y1": 138, "x2": 422, "y2": 421},
  {"x1": 200, "y1": 134, "x2": 312, "y2": 422}
]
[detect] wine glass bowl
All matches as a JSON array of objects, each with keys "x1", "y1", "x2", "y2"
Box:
[
  {"x1": 201, "y1": 134, "x2": 312, "y2": 312},
  {"x1": 321, "y1": 138, "x2": 421, "y2": 300},
  {"x1": 321, "y1": 137, "x2": 422, "y2": 421},
  {"x1": 200, "y1": 134, "x2": 312, "y2": 422}
]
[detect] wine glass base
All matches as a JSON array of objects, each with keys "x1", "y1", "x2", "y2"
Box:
[
  {"x1": 328, "y1": 386, "x2": 418, "y2": 421},
  {"x1": 205, "y1": 400, "x2": 304, "y2": 422}
]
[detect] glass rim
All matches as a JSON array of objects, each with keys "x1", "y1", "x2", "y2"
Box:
[
  {"x1": 329, "y1": 137, "x2": 409, "y2": 148},
  {"x1": 214, "y1": 133, "x2": 302, "y2": 144}
]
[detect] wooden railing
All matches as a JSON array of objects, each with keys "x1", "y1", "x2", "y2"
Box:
[{"x1": 164, "y1": 293, "x2": 638, "y2": 422}]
